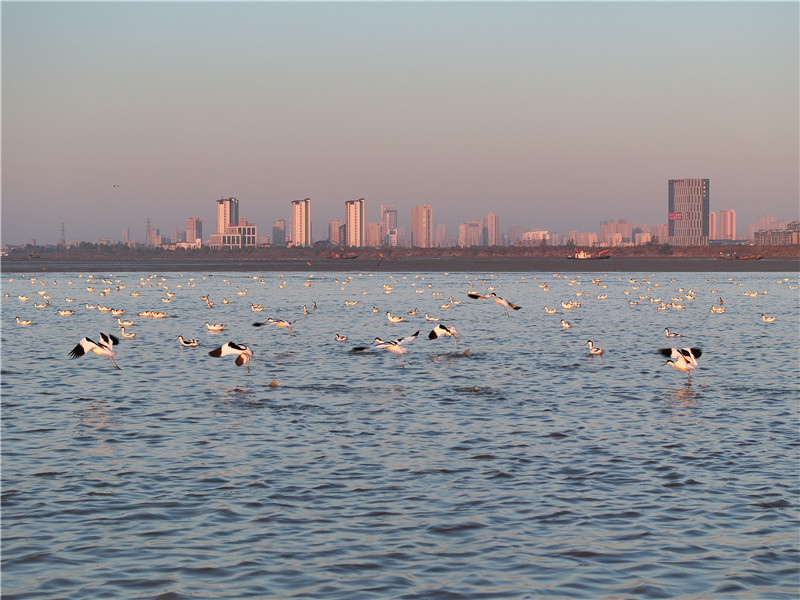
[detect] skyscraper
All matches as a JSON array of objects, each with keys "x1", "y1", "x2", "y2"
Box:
[
  {"x1": 668, "y1": 179, "x2": 709, "y2": 246},
  {"x1": 458, "y1": 221, "x2": 482, "y2": 247},
  {"x1": 482, "y1": 213, "x2": 499, "y2": 246},
  {"x1": 719, "y1": 209, "x2": 736, "y2": 240},
  {"x1": 209, "y1": 197, "x2": 257, "y2": 248},
  {"x1": 272, "y1": 220, "x2": 286, "y2": 246},
  {"x1": 345, "y1": 198, "x2": 365, "y2": 248},
  {"x1": 328, "y1": 219, "x2": 343, "y2": 245},
  {"x1": 411, "y1": 204, "x2": 433, "y2": 248},
  {"x1": 186, "y1": 217, "x2": 202, "y2": 244},
  {"x1": 708, "y1": 212, "x2": 717, "y2": 240},
  {"x1": 291, "y1": 198, "x2": 312, "y2": 247},
  {"x1": 216, "y1": 197, "x2": 239, "y2": 234},
  {"x1": 381, "y1": 205, "x2": 398, "y2": 247}
]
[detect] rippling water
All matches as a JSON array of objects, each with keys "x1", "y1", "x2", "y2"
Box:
[{"x1": 2, "y1": 269, "x2": 798, "y2": 599}]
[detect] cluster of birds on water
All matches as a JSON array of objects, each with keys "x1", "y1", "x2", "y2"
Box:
[{"x1": 7, "y1": 271, "x2": 792, "y2": 383}]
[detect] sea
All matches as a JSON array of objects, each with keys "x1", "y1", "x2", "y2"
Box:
[{"x1": 2, "y1": 268, "x2": 798, "y2": 599}]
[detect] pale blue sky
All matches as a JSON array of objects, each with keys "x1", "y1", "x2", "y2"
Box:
[{"x1": 2, "y1": 1, "x2": 798, "y2": 245}]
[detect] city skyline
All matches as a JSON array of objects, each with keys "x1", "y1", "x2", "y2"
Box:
[{"x1": 2, "y1": 2, "x2": 798, "y2": 246}]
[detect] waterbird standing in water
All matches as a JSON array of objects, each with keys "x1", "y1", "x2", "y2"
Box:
[{"x1": 69, "y1": 332, "x2": 121, "y2": 369}]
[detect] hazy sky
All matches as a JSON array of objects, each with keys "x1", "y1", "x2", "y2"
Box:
[{"x1": 3, "y1": 1, "x2": 798, "y2": 245}]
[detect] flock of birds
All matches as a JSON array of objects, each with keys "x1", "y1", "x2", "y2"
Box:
[{"x1": 7, "y1": 270, "x2": 792, "y2": 384}]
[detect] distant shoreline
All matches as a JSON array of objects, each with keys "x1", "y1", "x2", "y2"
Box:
[{"x1": 3, "y1": 255, "x2": 798, "y2": 274}]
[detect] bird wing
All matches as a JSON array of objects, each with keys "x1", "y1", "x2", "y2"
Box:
[
  {"x1": 100, "y1": 332, "x2": 120, "y2": 349},
  {"x1": 69, "y1": 338, "x2": 95, "y2": 358},
  {"x1": 209, "y1": 342, "x2": 241, "y2": 358},
  {"x1": 467, "y1": 292, "x2": 488, "y2": 300}
]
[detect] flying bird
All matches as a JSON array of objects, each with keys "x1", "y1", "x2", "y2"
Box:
[
  {"x1": 659, "y1": 347, "x2": 703, "y2": 382},
  {"x1": 253, "y1": 318, "x2": 295, "y2": 336},
  {"x1": 209, "y1": 342, "x2": 254, "y2": 373},
  {"x1": 428, "y1": 324, "x2": 459, "y2": 348},
  {"x1": 467, "y1": 292, "x2": 521, "y2": 316},
  {"x1": 352, "y1": 331, "x2": 420, "y2": 368},
  {"x1": 69, "y1": 332, "x2": 121, "y2": 369}
]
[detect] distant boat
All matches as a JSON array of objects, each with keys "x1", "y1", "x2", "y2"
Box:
[
  {"x1": 567, "y1": 248, "x2": 611, "y2": 260},
  {"x1": 716, "y1": 252, "x2": 762, "y2": 260}
]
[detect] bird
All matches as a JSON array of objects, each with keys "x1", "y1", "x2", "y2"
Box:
[
  {"x1": 204, "y1": 322, "x2": 226, "y2": 331},
  {"x1": 544, "y1": 306, "x2": 557, "y2": 314},
  {"x1": 586, "y1": 340, "x2": 603, "y2": 355},
  {"x1": 69, "y1": 332, "x2": 121, "y2": 369},
  {"x1": 253, "y1": 318, "x2": 295, "y2": 336},
  {"x1": 560, "y1": 319, "x2": 572, "y2": 329},
  {"x1": 424, "y1": 313, "x2": 440, "y2": 321},
  {"x1": 659, "y1": 347, "x2": 703, "y2": 382},
  {"x1": 58, "y1": 310, "x2": 75, "y2": 316},
  {"x1": 209, "y1": 342, "x2": 254, "y2": 373},
  {"x1": 386, "y1": 311, "x2": 404, "y2": 323},
  {"x1": 120, "y1": 327, "x2": 136, "y2": 339},
  {"x1": 335, "y1": 333, "x2": 348, "y2": 341},
  {"x1": 15, "y1": 317, "x2": 32, "y2": 326},
  {"x1": 467, "y1": 292, "x2": 521, "y2": 316},
  {"x1": 760, "y1": 314, "x2": 777, "y2": 323},
  {"x1": 178, "y1": 335, "x2": 199, "y2": 347},
  {"x1": 428, "y1": 324, "x2": 459, "y2": 348},
  {"x1": 710, "y1": 305, "x2": 726, "y2": 314},
  {"x1": 664, "y1": 328, "x2": 683, "y2": 338},
  {"x1": 117, "y1": 317, "x2": 135, "y2": 327},
  {"x1": 352, "y1": 331, "x2": 420, "y2": 368}
]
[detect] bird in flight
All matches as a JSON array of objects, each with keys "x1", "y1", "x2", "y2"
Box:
[
  {"x1": 209, "y1": 342, "x2": 254, "y2": 373},
  {"x1": 428, "y1": 324, "x2": 459, "y2": 348},
  {"x1": 467, "y1": 292, "x2": 521, "y2": 316},
  {"x1": 69, "y1": 332, "x2": 121, "y2": 369},
  {"x1": 352, "y1": 331, "x2": 420, "y2": 368}
]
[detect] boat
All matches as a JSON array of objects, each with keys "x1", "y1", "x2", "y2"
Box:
[
  {"x1": 567, "y1": 249, "x2": 611, "y2": 260},
  {"x1": 716, "y1": 252, "x2": 763, "y2": 260}
]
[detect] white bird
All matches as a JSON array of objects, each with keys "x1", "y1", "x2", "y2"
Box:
[
  {"x1": 710, "y1": 305, "x2": 726, "y2": 314},
  {"x1": 467, "y1": 292, "x2": 521, "y2": 316},
  {"x1": 120, "y1": 327, "x2": 136, "y2": 339},
  {"x1": 208, "y1": 342, "x2": 254, "y2": 373},
  {"x1": 586, "y1": 340, "x2": 603, "y2": 355},
  {"x1": 560, "y1": 319, "x2": 572, "y2": 329},
  {"x1": 664, "y1": 328, "x2": 683, "y2": 338},
  {"x1": 335, "y1": 333, "x2": 348, "y2": 341},
  {"x1": 204, "y1": 322, "x2": 226, "y2": 331},
  {"x1": 544, "y1": 306, "x2": 557, "y2": 314},
  {"x1": 424, "y1": 313, "x2": 440, "y2": 321},
  {"x1": 760, "y1": 314, "x2": 776, "y2": 323},
  {"x1": 69, "y1": 332, "x2": 121, "y2": 369},
  {"x1": 352, "y1": 331, "x2": 420, "y2": 368},
  {"x1": 178, "y1": 335, "x2": 199, "y2": 347},
  {"x1": 659, "y1": 347, "x2": 703, "y2": 382},
  {"x1": 58, "y1": 309, "x2": 75, "y2": 316},
  {"x1": 386, "y1": 311, "x2": 404, "y2": 323},
  {"x1": 428, "y1": 324, "x2": 459, "y2": 348},
  {"x1": 253, "y1": 319, "x2": 295, "y2": 336},
  {"x1": 15, "y1": 317, "x2": 32, "y2": 326},
  {"x1": 117, "y1": 317, "x2": 135, "y2": 327}
]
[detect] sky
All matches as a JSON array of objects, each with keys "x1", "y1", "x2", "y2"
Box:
[{"x1": 2, "y1": 1, "x2": 798, "y2": 246}]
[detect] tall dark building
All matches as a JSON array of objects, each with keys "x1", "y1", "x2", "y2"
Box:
[{"x1": 668, "y1": 179, "x2": 709, "y2": 245}]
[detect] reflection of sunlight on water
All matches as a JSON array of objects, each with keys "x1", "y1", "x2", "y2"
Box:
[
  {"x1": 663, "y1": 384, "x2": 704, "y2": 424},
  {"x1": 74, "y1": 398, "x2": 115, "y2": 457}
]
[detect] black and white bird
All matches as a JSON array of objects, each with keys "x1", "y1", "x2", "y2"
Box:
[
  {"x1": 253, "y1": 318, "x2": 295, "y2": 336},
  {"x1": 664, "y1": 328, "x2": 683, "y2": 338},
  {"x1": 209, "y1": 342, "x2": 254, "y2": 373},
  {"x1": 467, "y1": 292, "x2": 521, "y2": 316},
  {"x1": 586, "y1": 340, "x2": 603, "y2": 355},
  {"x1": 69, "y1": 332, "x2": 121, "y2": 369},
  {"x1": 428, "y1": 324, "x2": 459, "y2": 348},
  {"x1": 352, "y1": 331, "x2": 420, "y2": 368},
  {"x1": 659, "y1": 347, "x2": 702, "y2": 382},
  {"x1": 178, "y1": 335, "x2": 199, "y2": 347}
]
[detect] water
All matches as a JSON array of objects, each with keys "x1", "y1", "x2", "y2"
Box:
[{"x1": 2, "y1": 269, "x2": 798, "y2": 599}]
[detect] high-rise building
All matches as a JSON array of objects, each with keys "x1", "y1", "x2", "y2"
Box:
[
  {"x1": 651, "y1": 223, "x2": 669, "y2": 244},
  {"x1": 381, "y1": 205, "x2": 398, "y2": 247},
  {"x1": 434, "y1": 224, "x2": 448, "y2": 248},
  {"x1": 216, "y1": 197, "x2": 239, "y2": 234},
  {"x1": 272, "y1": 220, "x2": 286, "y2": 246},
  {"x1": 482, "y1": 213, "x2": 499, "y2": 246},
  {"x1": 345, "y1": 198, "x2": 365, "y2": 248},
  {"x1": 668, "y1": 179, "x2": 709, "y2": 245},
  {"x1": 719, "y1": 209, "x2": 736, "y2": 240},
  {"x1": 599, "y1": 219, "x2": 633, "y2": 245},
  {"x1": 121, "y1": 227, "x2": 130, "y2": 245},
  {"x1": 365, "y1": 222, "x2": 383, "y2": 247},
  {"x1": 411, "y1": 204, "x2": 433, "y2": 248},
  {"x1": 328, "y1": 219, "x2": 343, "y2": 245},
  {"x1": 458, "y1": 221, "x2": 482, "y2": 247},
  {"x1": 291, "y1": 198, "x2": 312, "y2": 247},
  {"x1": 708, "y1": 212, "x2": 717, "y2": 240},
  {"x1": 186, "y1": 218, "x2": 202, "y2": 244}
]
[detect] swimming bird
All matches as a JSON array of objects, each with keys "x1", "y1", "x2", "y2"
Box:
[
  {"x1": 120, "y1": 327, "x2": 136, "y2": 339},
  {"x1": 178, "y1": 335, "x2": 199, "y2": 347},
  {"x1": 428, "y1": 324, "x2": 459, "y2": 348},
  {"x1": 760, "y1": 314, "x2": 776, "y2": 323},
  {"x1": 15, "y1": 317, "x2": 32, "y2": 326},
  {"x1": 664, "y1": 328, "x2": 683, "y2": 338},
  {"x1": 586, "y1": 340, "x2": 603, "y2": 355},
  {"x1": 352, "y1": 331, "x2": 420, "y2": 368},
  {"x1": 117, "y1": 317, "x2": 135, "y2": 327},
  {"x1": 58, "y1": 309, "x2": 75, "y2": 316},
  {"x1": 208, "y1": 342, "x2": 254, "y2": 373},
  {"x1": 544, "y1": 306, "x2": 557, "y2": 314},
  {"x1": 424, "y1": 313, "x2": 440, "y2": 321},
  {"x1": 659, "y1": 347, "x2": 702, "y2": 382},
  {"x1": 335, "y1": 333, "x2": 348, "y2": 341},
  {"x1": 710, "y1": 305, "x2": 726, "y2": 314},
  {"x1": 204, "y1": 322, "x2": 226, "y2": 331},
  {"x1": 386, "y1": 311, "x2": 404, "y2": 323},
  {"x1": 69, "y1": 332, "x2": 121, "y2": 369},
  {"x1": 560, "y1": 319, "x2": 572, "y2": 329},
  {"x1": 467, "y1": 292, "x2": 521, "y2": 316}
]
